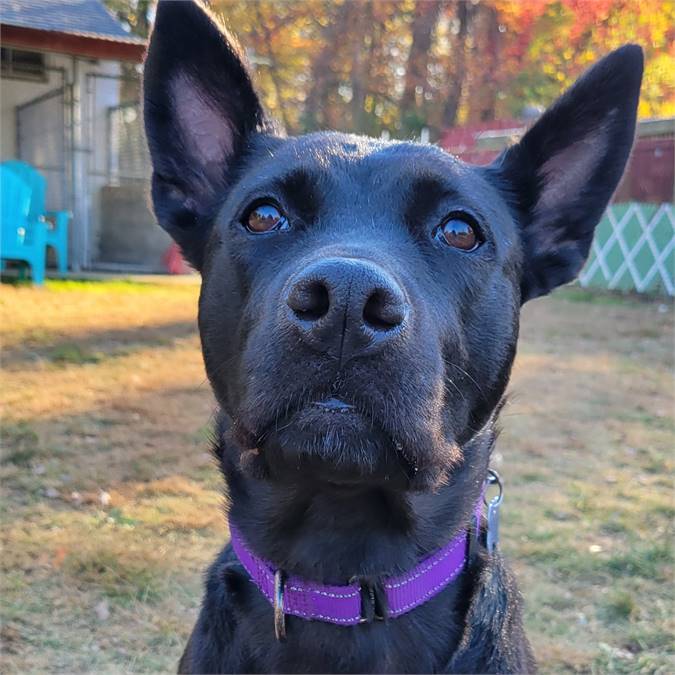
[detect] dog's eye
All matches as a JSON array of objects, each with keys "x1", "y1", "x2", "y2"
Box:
[
  {"x1": 437, "y1": 214, "x2": 481, "y2": 251},
  {"x1": 244, "y1": 202, "x2": 289, "y2": 233}
]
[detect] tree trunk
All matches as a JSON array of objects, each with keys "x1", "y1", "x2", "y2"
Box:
[
  {"x1": 304, "y1": 2, "x2": 352, "y2": 131},
  {"x1": 400, "y1": 0, "x2": 443, "y2": 129},
  {"x1": 467, "y1": 3, "x2": 501, "y2": 122},
  {"x1": 441, "y1": 1, "x2": 475, "y2": 129},
  {"x1": 253, "y1": 3, "x2": 292, "y2": 133},
  {"x1": 349, "y1": 2, "x2": 376, "y2": 132}
]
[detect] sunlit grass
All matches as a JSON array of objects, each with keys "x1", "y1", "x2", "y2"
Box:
[{"x1": 1, "y1": 279, "x2": 673, "y2": 673}]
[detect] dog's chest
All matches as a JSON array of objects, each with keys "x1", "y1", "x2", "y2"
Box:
[{"x1": 233, "y1": 592, "x2": 464, "y2": 673}]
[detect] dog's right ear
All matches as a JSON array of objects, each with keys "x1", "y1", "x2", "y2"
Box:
[{"x1": 143, "y1": 0, "x2": 268, "y2": 270}]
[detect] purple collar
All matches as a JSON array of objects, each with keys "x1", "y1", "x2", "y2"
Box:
[
  {"x1": 229, "y1": 521, "x2": 470, "y2": 637},
  {"x1": 229, "y1": 472, "x2": 501, "y2": 639}
]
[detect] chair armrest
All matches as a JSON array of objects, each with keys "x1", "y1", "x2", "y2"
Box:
[
  {"x1": 23, "y1": 218, "x2": 49, "y2": 246},
  {"x1": 44, "y1": 210, "x2": 71, "y2": 228},
  {"x1": 28, "y1": 217, "x2": 49, "y2": 232}
]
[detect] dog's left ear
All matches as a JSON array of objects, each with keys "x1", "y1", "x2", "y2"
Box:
[{"x1": 489, "y1": 45, "x2": 643, "y2": 302}]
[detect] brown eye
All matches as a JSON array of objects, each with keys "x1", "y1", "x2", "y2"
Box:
[
  {"x1": 245, "y1": 202, "x2": 289, "y2": 233},
  {"x1": 438, "y1": 216, "x2": 480, "y2": 251}
]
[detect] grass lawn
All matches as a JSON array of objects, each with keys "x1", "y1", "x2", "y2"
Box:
[{"x1": 1, "y1": 278, "x2": 673, "y2": 673}]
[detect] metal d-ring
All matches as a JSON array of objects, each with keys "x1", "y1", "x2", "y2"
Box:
[
  {"x1": 274, "y1": 569, "x2": 287, "y2": 641},
  {"x1": 484, "y1": 469, "x2": 503, "y2": 506},
  {"x1": 484, "y1": 469, "x2": 503, "y2": 553}
]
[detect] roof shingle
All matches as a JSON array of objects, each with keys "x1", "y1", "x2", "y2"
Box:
[{"x1": 1, "y1": 0, "x2": 145, "y2": 44}]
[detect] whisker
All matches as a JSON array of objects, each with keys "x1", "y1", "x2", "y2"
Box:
[{"x1": 447, "y1": 362, "x2": 487, "y2": 400}]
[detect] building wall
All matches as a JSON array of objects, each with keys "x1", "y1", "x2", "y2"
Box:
[
  {"x1": 77, "y1": 59, "x2": 124, "y2": 270},
  {"x1": 438, "y1": 119, "x2": 675, "y2": 204},
  {"x1": 1, "y1": 52, "x2": 121, "y2": 158},
  {"x1": 1, "y1": 50, "x2": 122, "y2": 269},
  {"x1": 1, "y1": 51, "x2": 69, "y2": 159}
]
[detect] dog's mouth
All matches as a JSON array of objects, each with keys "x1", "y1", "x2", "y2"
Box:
[
  {"x1": 247, "y1": 396, "x2": 418, "y2": 489},
  {"x1": 311, "y1": 397, "x2": 356, "y2": 413}
]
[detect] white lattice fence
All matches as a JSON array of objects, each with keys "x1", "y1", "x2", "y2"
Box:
[{"x1": 579, "y1": 202, "x2": 675, "y2": 295}]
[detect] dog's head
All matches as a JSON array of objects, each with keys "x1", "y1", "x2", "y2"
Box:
[{"x1": 143, "y1": 1, "x2": 642, "y2": 492}]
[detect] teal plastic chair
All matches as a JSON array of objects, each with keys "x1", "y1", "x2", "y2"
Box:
[
  {"x1": 1, "y1": 167, "x2": 47, "y2": 284},
  {"x1": 2, "y1": 160, "x2": 69, "y2": 273}
]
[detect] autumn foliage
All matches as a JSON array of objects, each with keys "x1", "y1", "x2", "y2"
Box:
[{"x1": 207, "y1": 0, "x2": 673, "y2": 138}]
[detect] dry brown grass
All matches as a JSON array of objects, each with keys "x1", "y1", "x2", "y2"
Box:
[{"x1": 1, "y1": 279, "x2": 673, "y2": 673}]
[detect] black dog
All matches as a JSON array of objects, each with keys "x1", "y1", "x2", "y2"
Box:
[{"x1": 142, "y1": 2, "x2": 642, "y2": 672}]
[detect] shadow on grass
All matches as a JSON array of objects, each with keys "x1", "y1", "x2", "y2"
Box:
[{"x1": 3, "y1": 320, "x2": 198, "y2": 368}]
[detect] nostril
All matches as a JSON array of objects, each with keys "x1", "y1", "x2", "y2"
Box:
[
  {"x1": 363, "y1": 290, "x2": 406, "y2": 331},
  {"x1": 287, "y1": 280, "x2": 330, "y2": 322}
]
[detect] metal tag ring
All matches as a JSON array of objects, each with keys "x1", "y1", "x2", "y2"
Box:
[
  {"x1": 274, "y1": 569, "x2": 287, "y2": 641},
  {"x1": 484, "y1": 469, "x2": 503, "y2": 507}
]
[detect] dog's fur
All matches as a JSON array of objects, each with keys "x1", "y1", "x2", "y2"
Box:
[{"x1": 142, "y1": 2, "x2": 643, "y2": 672}]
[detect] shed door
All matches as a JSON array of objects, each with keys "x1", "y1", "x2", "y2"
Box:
[{"x1": 84, "y1": 73, "x2": 170, "y2": 272}]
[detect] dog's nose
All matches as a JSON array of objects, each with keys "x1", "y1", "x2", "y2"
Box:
[{"x1": 284, "y1": 258, "x2": 408, "y2": 360}]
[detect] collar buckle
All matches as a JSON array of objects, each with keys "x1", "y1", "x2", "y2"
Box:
[{"x1": 354, "y1": 579, "x2": 386, "y2": 623}]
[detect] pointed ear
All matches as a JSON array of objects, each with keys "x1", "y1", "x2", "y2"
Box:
[
  {"x1": 489, "y1": 45, "x2": 643, "y2": 302},
  {"x1": 143, "y1": 0, "x2": 269, "y2": 270}
]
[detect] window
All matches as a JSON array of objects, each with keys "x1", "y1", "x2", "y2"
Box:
[{"x1": 1, "y1": 48, "x2": 47, "y2": 82}]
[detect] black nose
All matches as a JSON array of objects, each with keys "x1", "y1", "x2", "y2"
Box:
[{"x1": 284, "y1": 258, "x2": 408, "y2": 361}]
